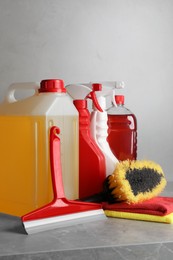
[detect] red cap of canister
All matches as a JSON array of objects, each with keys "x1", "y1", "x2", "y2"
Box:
[
  {"x1": 115, "y1": 95, "x2": 124, "y2": 105},
  {"x1": 39, "y1": 79, "x2": 66, "y2": 93}
]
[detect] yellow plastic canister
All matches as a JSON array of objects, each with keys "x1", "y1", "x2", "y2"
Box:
[{"x1": 0, "y1": 79, "x2": 79, "y2": 216}]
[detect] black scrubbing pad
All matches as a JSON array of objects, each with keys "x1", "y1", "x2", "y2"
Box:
[{"x1": 125, "y1": 167, "x2": 163, "y2": 196}]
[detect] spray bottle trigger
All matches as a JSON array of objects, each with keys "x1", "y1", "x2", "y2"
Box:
[{"x1": 85, "y1": 91, "x2": 103, "y2": 112}]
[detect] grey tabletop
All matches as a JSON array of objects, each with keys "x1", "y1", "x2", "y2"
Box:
[{"x1": 0, "y1": 182, "x2": 173, "y2": 260}]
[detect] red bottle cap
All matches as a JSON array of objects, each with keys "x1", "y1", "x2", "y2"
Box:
[
  {"x1": 115, "y1": 95, "x2": 124, "y2": 105},
  {"x1": 39, "y1": 79, "x2": 66, "y2": 93},
  {"x1": 92, "y1": 83, "x2": 102, "y2": 91}
]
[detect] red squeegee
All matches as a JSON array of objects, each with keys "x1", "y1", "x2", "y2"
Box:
[{"x1": 21, "y1": 126, "x2": 106, "y2": 234}]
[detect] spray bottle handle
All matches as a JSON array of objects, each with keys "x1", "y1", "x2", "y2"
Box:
[
  {"x1": 85, "y1": 91, "x2": 103, "y2": 112},
  {"x1": 4, "y1": 82, "x2": 40, "y2": 103}
]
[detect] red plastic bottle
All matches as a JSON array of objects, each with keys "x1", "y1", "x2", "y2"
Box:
[
  {"x1": 107, "y1": 95, "x2": 137, "y2": 161},
  {"x1": 73, "y1": 99, "x2": 106, "y2": 199}
]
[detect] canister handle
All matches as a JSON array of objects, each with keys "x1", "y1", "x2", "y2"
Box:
[{"x1": 4, "y1": 82, "x2": 40, "y2": 103}]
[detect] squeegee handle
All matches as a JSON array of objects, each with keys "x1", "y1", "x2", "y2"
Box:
[{"x1": 50, "y1": 126, "x2": 65, "y2": 199}]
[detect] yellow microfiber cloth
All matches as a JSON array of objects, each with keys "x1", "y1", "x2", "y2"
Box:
[{"x1": 104, "y1": 210, "x2": 173, "y2": 224}]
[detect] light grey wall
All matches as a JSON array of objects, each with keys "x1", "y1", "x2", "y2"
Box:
[{"x1": 0, "y1": 0, "x2": 173, "y2": 180}]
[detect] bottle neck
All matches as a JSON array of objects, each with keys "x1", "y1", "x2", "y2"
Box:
[
  {"x1": 117, "y1": 103, "x2": 124, "y2": 107},
  {"x1": 73, "y1": 101, "x2": 91, "y2": 133},
  {"x1": 79, "y1": 110, "x2": 91, "y2": 132}
]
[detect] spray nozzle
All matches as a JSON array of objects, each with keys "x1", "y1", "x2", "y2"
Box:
[
  {"x1": 92, "y1": 83, "x2": 102, "y2": 91},
  {"x1": 65, "y1": 83, "x2": 103, "y2": 112},
  {"x1": 88, "y1": 81, "x2": 125, "y2": 108}
]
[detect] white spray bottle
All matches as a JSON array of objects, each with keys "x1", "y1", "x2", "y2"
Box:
[{"x1": 87, "y1": 83, "x2": 119, "y2": 176}]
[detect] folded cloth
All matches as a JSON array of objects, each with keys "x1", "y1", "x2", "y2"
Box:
[
  {"x1": 104, "y1": 210, "x2": 173, "y2": 224},
  {"x1": 102, "y1": 197, "x2": 173, "y2": 216}
]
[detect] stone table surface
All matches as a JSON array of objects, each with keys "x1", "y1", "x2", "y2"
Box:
[{"x1": 0, "y1": 182, "x2": 173, "y2": 259}]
